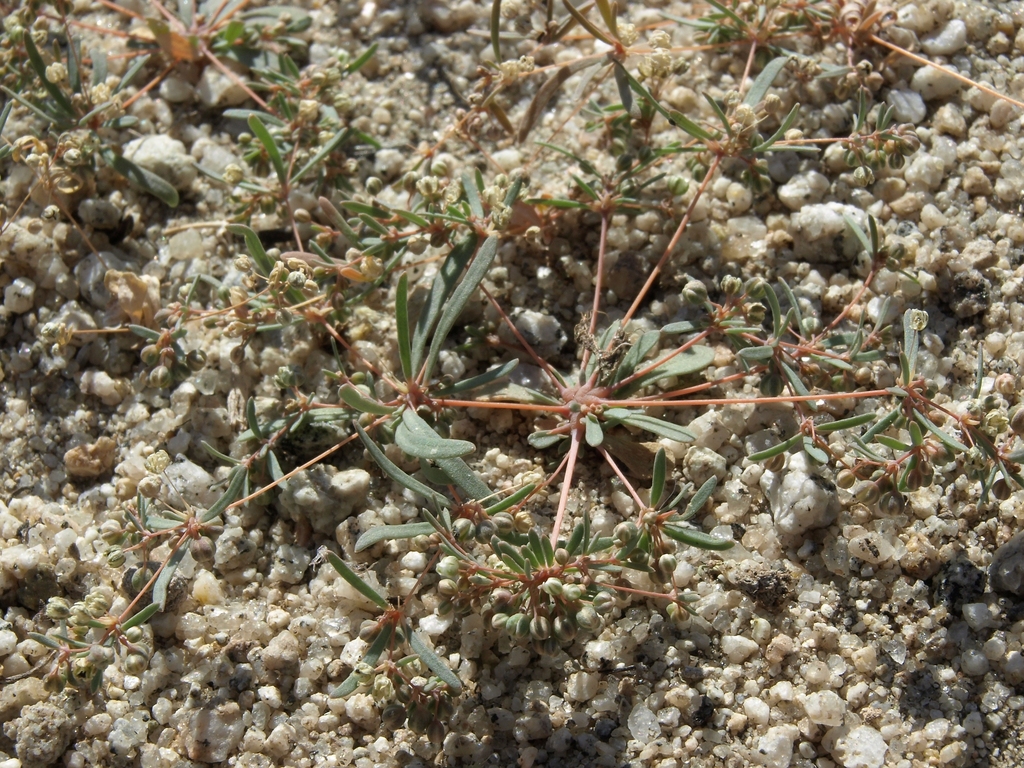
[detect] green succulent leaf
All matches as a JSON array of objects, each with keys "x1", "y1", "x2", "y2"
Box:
[
  {"x1": 355, "y1": 522, "x2": 437, "y2": 552},
  {"x1": 332, "y1": 624, "x2": 393, "y2": 697},
  {"x1": 395, "y1": 409, "x2": 476, "y2": 460},
  {"x1": 742, "y1": 55, "x2": 790, "y2": 107},
  {"x1": 662, "y1": 524, "x2": 734, "y2": 550},
  {"x1": 324, "y1": 549, "x2": 389, "y2": 609},
  {"x1": 409, "y1": 630, "x2": 462, "y2": 691},
  {"x1": 99, "y1": 149, "x2": 179, "y2": 207},
  {"x1": 354, "y1": 423, "x2": 448, "y2": 508},
  {"x1": 604, "y1": 409, "x2": 696, "y2": 443},
  {"x1": 339, "y1": 384, "x2": 395, "y2": 415}
]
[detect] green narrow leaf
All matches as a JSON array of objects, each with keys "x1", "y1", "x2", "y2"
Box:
[
  {"x1": 662, "y1": 524, "x2": 734, "y2": 550},
  {"x1": 121, "y1": 602, "x2": 161, "y2": 631},
  {"x1": 754, "y1": 103, "x2": 801, "y2": 151},
  {"x1": 604, "y1": 410, "x2": 696, "y2": 443},
  {"x1": 423, "y1": 235, "x2": 500, "y2": 381},
  {"x1": 561, "y1": 0, "x2": 615, "y2": 45},
  {"x1": 292, "y1": 128, "x2": 352, "y2": 184},
  {"x1": 201, "y1": 441, "x2": 242, "y2": 465},
  {"x1": 614, "y1": 331, "x2": 660, "y2": 383},
  {"x1": 24, "y1": 34, "x2": 75, "y2": 117},
  {"x1": 267, "y1": 451, "x2": 284, "y2": 482},
  {"x1": 319, "y1": 196, "x2": 362, "y2": 248},
  {"x1": 613, "y1": 61, "x2": 715, "y2": 141},
  {"x1": 844, "y1": 213, "x2": 872, "y2": 256},
  {"x1": 913, "y1": 410, "x2": 969, "y2": 453},
  {"x1": 396, "y1": 273, "x2": 413, "y2": 381},
  {"x1": 779, "y1": 361, "x2": 813, "y2": 402},
  {"x1": 763, "y1": 282, "x2": 785, "y2": 339},
  {"x1": 483, "y1": 483, "x2": 536, "y2": 516},
  {"x1": 223, "y1": 108, "x2": 287, "y2": 126},
  {"x1": 703, "y1": 92, "x2": 733, "y2": 134},
  {"x1": 802, "y1": 435, "x2": 829, "y2": 464},
  {"x1": 567, "y1": 517, "x2": 586, "y2": 556},
  {"x1": 90, "y1": 46, "x2": 108, "y2": 87},
  {"x1": 528, "y1": 430, "x2": 564, "y2": 449},
  {"x1": 227, "y1": 223, "x2": 275, "y2": 276},
  {"x1": 128, "y1": 324, "x2": 162, "y2": 341},
  {"x1": 594, "y1": 0, "x2": 619, "y2": 36},
  {"x1": 862, "y1": 408, "x2": 901, "y2": 443},
  {"x1": 539, "y1": 531, "x2": 555, "y2": 567},
  {"x1": 152, "y1": 545, "x2": 188, "y2": 609},
  {"x1": 874, "y1": 434, "x2": 911, "y2": 452},
  {"x1": 29, "y1": 632, "x2": 64, "y2": 650},
  {"x1": 113, "y1": 54, "x2": 148, "y2": 93},
  {"x1": 412, "y1": 235, "x2": 479, "y2": 371},
  {"x1": 395, "y1": 408, "x2": 476, "y2": 460},
  {"x1": 815, "y1": 412, "x2": 876, "y2": 433},
  {"x1": 615, "y1": 346, "x2": 715, "y2": 394},
  {"x1": 747, "y1": 432, "x2": 803, "y2": 461},
  {"x1": 344, "y1": 42, "x2": 378, "y2": 75},
  {"x1": 777, "y1": 278, "x2": 804, "y2": 333},
  {"x1": 355, "y1": 423, "x2": 449, "y2": 507},
  {"x1": 246, "y1": 397, "x2": 263, "y2": 440},
  {"x1": 248, "y1": 113, "x2": 287, "y2": 184},
  {"x1": 585, "y1": 414, "x2": 604, "y2": 447},
  {"x1": 491, "y1": 0, "x2": 503, "y2": 61},
  {"x1": 332, "y1": 624, "x2": 392, "y2": 697},
  {"x1": 355, "y1": 522, "x2": 436, "y2": 552},
  {"x1": 650, "y1": 448, "x2": 667, "y2": 508},
  {"x1": 493, "y1": 538, "x2": 527, "y2": 570},
  {"x1": 572, "y1": 174, "x2": 599, "y2": 201},
  {"x1": 339, "y1": 384, "x2": 395, "y2": 415},
  {"x1": 613, "y1": 63, "x2": 634, "y2": 115},
  {"x1": 738, "y1": 345, "x2": 776, "y2": 362},
  {"x1": 436, "y1": 359, "x2": 518, "y2": 396},
  {"x1": 99, "y1": 148, "x2": 179, "y2": 207},
  {"x1": 436, "y1": 457, "x2": 492, "y2": 501},
  {"x1": 67, "y1": 38, "x2": 82, "y2": 95},
  {"x1": 325, "y1": 549, "x2": 389, "y2": 609},
  {"x1": 409, "y1": 630, "x2": 463, "y2": 691},
  {"x1": 462, "y1": 170, "x2": 484, "y2": 218},
  {"x1": 201, "y1": 466, "x2": 247, "y2": 522},
  {"x1": 533, "y1": 142, "x2": 599, "y2": 177},
  {"x1": 683, "y1": 476, "x2": 717, "y2": 520},
  {"x1": 742, "y1": 55, "x2": 790, "y2": 107}
]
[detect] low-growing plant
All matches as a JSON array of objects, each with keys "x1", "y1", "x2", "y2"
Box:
[{"x1": 11, "y1": 0, "x2": 1024, "y2": 760}]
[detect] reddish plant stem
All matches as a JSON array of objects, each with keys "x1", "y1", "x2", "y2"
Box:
[
  {"x1": 622, "y1": 155, "x2": 722, "y2": 326},
  {"x1": 550, "y1": 428, "x2": 583, "y2": 547}
]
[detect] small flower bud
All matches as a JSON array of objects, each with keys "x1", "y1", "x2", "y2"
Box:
[
  {"x1": 452, "y1": 517, "x2": 474, "y2": 541},
  {"x1": 190, "y1": 536, "x2": 215, "y2": 566},
  {"x1": 222, "y1": 164, "x2": 244, "y2": 185},
  {"x1": 148, "y1": 365, "x2": 172, "y2": 389},
  {"x1": 46, "y1": 596, "x2": 72, "y2": 620},
  {"x1": 106, "y1": 546, "x2": 126, "y2": 567},
  {"x1": 541, "y1": 577, "x2": 563, "y2": 597},
  {"x1": 529, "y1": 615, "x2": 552, "y2": 640},
  {"x1": 562, "y1": 583, "x2": 583, "y2": 602},
  {"x1": 721, "y1": 275, "x2": 743, "y2": 296},
  {"x1": 575, "y1": 605, "x2": 600, "y2": 631},
  {"x1": 124, "y1": 653, "x2": 149, "y2": 676},
  {"x1": 381, "y1": 703, "x2": 406, "y2": 729},
  {"x1": 145, "y1": 450, "x2": 171, "y2": 474},
  {"x1": 682, "y1": 279, "x2": 708, "y2": 305},
  {"x1": 436, "y1": 556, "x2": 460, "y2": 579},
  {"x1": 666, "y1": 175, "x2": 690, "y2": 196}
]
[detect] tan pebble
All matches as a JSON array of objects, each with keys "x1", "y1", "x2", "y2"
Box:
[{"x1": 64, "y1": 437, "x2": 117, "y2": 478}]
